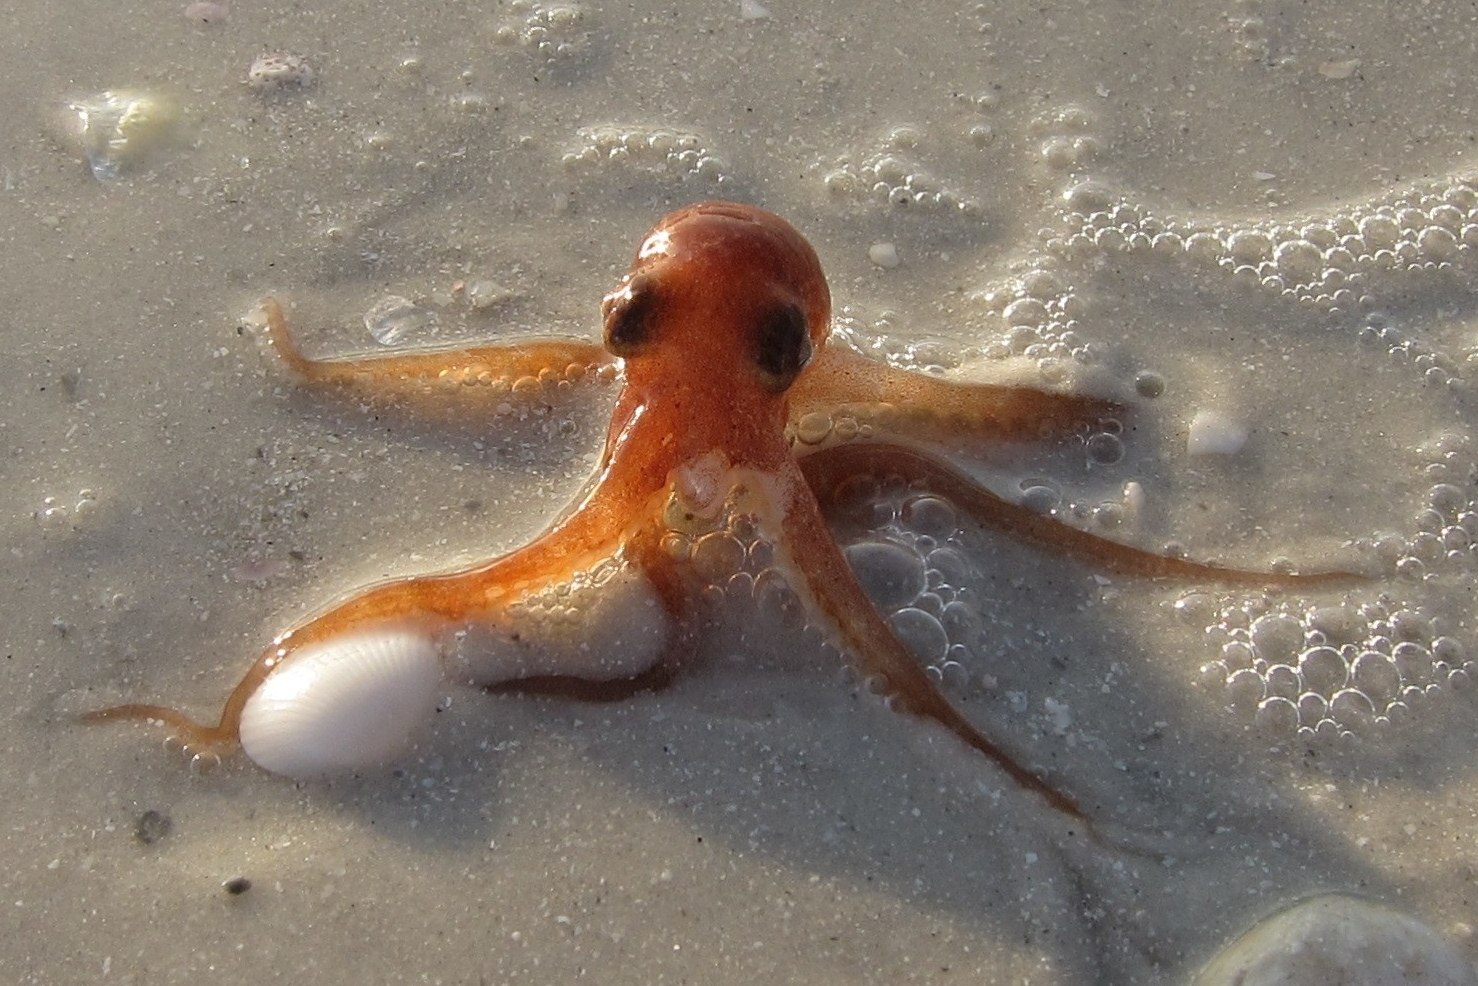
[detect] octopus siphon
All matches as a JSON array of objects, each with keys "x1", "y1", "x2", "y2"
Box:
[{"x1": 88, "y1": 201, "x2": 1352, "y2": 825}]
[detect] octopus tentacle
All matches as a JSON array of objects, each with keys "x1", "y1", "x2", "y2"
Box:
[
  {"x1": 800, "y1": 441, "x2": 1364, "y2": 585},
  {"x1": 770, "y1": 458, "x2": 1092, "y2": 825},
  {"x1": 789, "y1": 345, "x2": 1120, "y2": 445},
  {"x1": 85, "y1": 410, "x2": 672, "y2": 769},
  {"x1": 259, "y1": 297, "x2": 615, "y2": 394},
  {"x1": 84, "y1": 519, "x2": 636, "y2": 762}
]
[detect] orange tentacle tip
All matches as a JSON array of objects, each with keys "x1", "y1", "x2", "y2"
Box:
[{"x1": 86, "y1": 201, "x2": 1363, "y2": 829}]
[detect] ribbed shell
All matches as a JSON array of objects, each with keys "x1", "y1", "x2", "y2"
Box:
[{"x1": 238, "y1": 628, "x2": 441, "y2": 778}]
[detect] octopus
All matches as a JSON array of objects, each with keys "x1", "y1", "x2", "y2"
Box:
[{"x1": 88, "y1": 201, "x2": 1352, "y2": 826}]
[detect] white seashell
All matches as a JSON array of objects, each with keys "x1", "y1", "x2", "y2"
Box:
[
  {"x1": 239, "y1": 628, "x2": 441, "y2": 778},
  {"x1": 1194, "y1": 894, "x2": 1477, "y2": 986},
  {"x1": 1187, "y1": 409, "x2": 1250, "y2": 456}
]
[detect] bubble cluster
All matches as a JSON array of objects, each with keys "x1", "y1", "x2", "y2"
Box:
[
  {"x1": 1026, "y1": 104, "x2": 1100, "y2": 173},
  {"x1": 1355, "y1": 312, "x2": 1463, "y2": 391},
  {"x1": 34, "y1": 489, "x2": 100, "y2": 531},
  {"x1": 820, "y1": 127, "x2": 982, "y2": 215},
  {"x1": 1190, "y1": 592, "x2": 1474, "y2": 741},
  {"x1": 1348, "y1": 432, "x2": 1478, "y2": 583},
  {"x1": 562, "y1": 125, "x2": 733, "y2": 186},
  {"x1": 655, "y1": 472, "x2": 792, "y2": 618},
  {"x1": 492, "y1": 1, "x2": 592, "y2": 65},
  {"x1": 1053, "y1": 173, "x2": 1478, "y2": 346},
  {"x1": 950, "y1": 89, "x2": 998, "y2": 149},
  {"x1": 837, "y1": 486, "x2": 996, "y2": 689},
  {"x1": 964, "y1": 259, "x2": 1106, "y2": 393}
]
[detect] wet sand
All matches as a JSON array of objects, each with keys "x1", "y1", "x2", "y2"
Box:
[{"x1": 4, "y1": 0, "x2": 1478, "y2": 983}]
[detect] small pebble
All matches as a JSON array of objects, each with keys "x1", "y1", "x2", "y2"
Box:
[
  {"x1": 222, "y1": 876, "x2": 252, "y2": 895},
  {"x1": 134, "y1": 809, "x2": 172, "y2": 845},
  {"x1": 1187, "y1": 409, "x2": 1250, "y2": 456},
  {"x1": 1317, "y1": 58, "x2": 1361, "y2": 80},
  {"x1": 868, "y1": 242, "x2": 901, "y2": 268}
]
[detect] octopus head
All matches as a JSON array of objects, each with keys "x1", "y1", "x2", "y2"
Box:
[{"x1": 601, "y1": 201, "x2": 832, "y2": 394}]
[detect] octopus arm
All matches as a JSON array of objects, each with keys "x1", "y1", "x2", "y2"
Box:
[
  {"x1": 768, "y1": 458, "x2": 1091, "y2": 823},
  {"x1": 259, "y1": 298, "x2": 615, "y2": 396},
  {"x1": 801, "y1": 441, "x2": 1363, "y2": 585},
  {"x1": 84, "y1": 450, "x2": 666, "y2": 774},
  {"x1": 789, "y1": 345, "x2": 1119, "y2": 444}
]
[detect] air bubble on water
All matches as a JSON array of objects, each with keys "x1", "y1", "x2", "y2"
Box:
[
  {"x1": 365, "y1": 296, "x2": 436, "y2": 345},
  {"x1": 1221, "y1": 640, "x2": 1254, "y2": 671},
  {"x1": 1391, "y1": 641, "x2": 1432, "y2": 686},
  {"x1": 1349, "y1": 651, "x2": 1401, "y2": 706},
  {"x1": 691, "y1": 531, "x2": 746, "y2": 584},
  {"x1": 1389, "y1": 608, "x2": 1433, "y2": 642},
  {"x1": 1305, "y1": 606, "x2": 1360, "y2": 643},
  {"x1": 1428, "y1": 483, "x2": 1467, "y2": 517},
  {"x1": 926, "y1": 546, "x2": 976, "y2": 588},
  {"x1": 1226, "y1": 229, "x2": 1272, "y2": 264},
  {"x1": 1225, "y1": 668, "x2": 1265, "y2": 712},
  {"x1": 1394, "y1": 556, "x2": 1426, "y2": 580},
  {"x1": 1265, "y1": 664, "x2": 1300, "y2": 700},
  {"x1": 1256, "y1": 696, "x2": 1300, "y2": 735},
  {"x1": 1174, "y1": 591, "x2": 1217, "y2": 625},
  {"x1": 1003, "y1": 298, "x2": 1050, "y2": 326},
  {"x1": 1019, "y1": 483, "x2": 1062, "y2": 514},
  {"x1": 900, "y1": 495, "x2": 957, "y2": 538},
  {"x1": 940, "y1": 600, "x2": 983, "y2": 647},
  {"x1": 1329, "y1": 688, "x2": 1376, "y2": 732},
  {"x1": 1250, "y1": 613, "x2": 1304, "y2": 662},
  {"x1": 1134, "y1": 371, "x2": 1165, "y2": 398},
  {"x1": 1085, "y1": 432, "x2": 1124, "y2": 465},
  {"x1": 1296, "y1": 690, "x2": 1329, "y2": 726},
  {"x1": 1298, "y1": 646, "x2": 1347, "y2": 693},
  {"x1": 1430, "y1": 636, "x2": 1465, "y2": 664},
  {"x1": 890, "y1": 607, "x2": 950, "y2": 665},
  {"x1": 845, "y1": 540, "x2": 928, "y2": 613}
]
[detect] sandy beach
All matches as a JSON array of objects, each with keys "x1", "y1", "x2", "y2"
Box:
[{"x1": 4, "y1": 0, "x2": 1478, "y2": 982}]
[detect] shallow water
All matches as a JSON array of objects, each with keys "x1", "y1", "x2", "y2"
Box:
[{"x1": 5, "y1": 0, "x2": 1478, "y2": 983}]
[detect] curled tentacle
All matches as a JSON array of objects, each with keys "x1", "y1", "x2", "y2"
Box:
[{"x1": 801, "y1": 440, "x2": 1365, "y2": 585}]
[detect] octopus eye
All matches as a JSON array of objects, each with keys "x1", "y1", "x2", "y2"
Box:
[
  {"x1": 602, "y1": 274, "x2": 660, "y2": 357},
  {"x1": 751, "y1": 302, "x2": 811, "y2": 392}
]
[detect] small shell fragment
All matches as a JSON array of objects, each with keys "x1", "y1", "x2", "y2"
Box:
[
  {"x1": 1187, "y1": 409, "x2": 1250, "y2": 456},
  {"x1": 868, "y1": 242, "x2": 901, "y2": 268},
  {"x1": 364, "y1": 296, "x2": 436, "y2": 345},
  {"x1": 64, "y1": 90, "x2": 180, "y2": 181},
  {"x1": 1317, "y1": 58, "x2": 1361, "y2": 80},
  {"x1": 247, "y1": 53, "x2": 315, "y2": 92},
  {"x1": 184, "y1": 2, "x2": 229, "y2": 25}
]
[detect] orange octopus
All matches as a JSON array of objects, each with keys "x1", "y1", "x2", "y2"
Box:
[{"x1": 90, "y1": 201, "x2": 1349, "y2": 825}]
